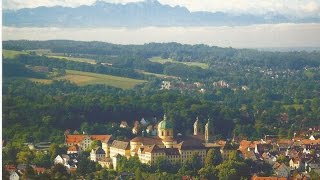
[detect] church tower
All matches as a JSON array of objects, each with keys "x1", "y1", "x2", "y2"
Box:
[
  {"x1": 158, "y1": 114, "x2": 176, "y2": 148},
  {"x1": 193, "y1": 117, "x2": 201, "y2": 135},
  {"x1": 205, "y1": 119, "x2": 214, "y2": 143},
  {"x1": 158, "y1": 114, "x2": 173, "y2": 139}
]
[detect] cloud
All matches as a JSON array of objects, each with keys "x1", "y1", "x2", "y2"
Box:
[
  {"x1": 159, "y1": 0, "x2": 320, "y2": 17},
  {"x1": 3, "y1": 0, "x2": 320, "y2": 18},
  {"x1": 2, "y1": 0, "x2": 143, "y2": 10},
  {"x1": 3, "y1": 24, "x2": 320, "y2": 48}
]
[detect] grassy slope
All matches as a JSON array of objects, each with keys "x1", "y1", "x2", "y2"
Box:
[
  {"x1": 149, "y1": 56, "x2": 209, "y2": 69},
  {"x1": 3, "y1": 50, "x2": 28, "y2": 58},
  {"x1": 3, "y1": 49, "x2": 96, "y2": 64},
  {"x1": 136, "y1": 70, "x2": 178, "y2": 79},
  {"x1": 3, "y1": 49, "x2": 146, "y2": 89},
  {"x1": 29, "y1": 70, "x2": 146, "y2": 89},
  {"x1": 47, "y1": 55, "x2": 96, "y2": 64}
]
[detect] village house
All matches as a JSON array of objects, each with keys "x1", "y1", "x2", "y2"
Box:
[
  {"x1": 309, "y1": 134, "x2": 320, "y2": 140},
  {"x1": 90, "y1": 147, "x2": 106, "y2": 162},
  {"x1": 276, "y1": 139, "x2": 293, "y2": 152},
  {"x1": 160, "y1": 81, "x2": 171, "y2": 90},
  {"x1": 239, "y1": 140, "x2": 260, "y2": 153},
  {"x1": 110, "y1": 140, "x2": 131, "y2": 158},
  {"x1": 261, "y1": 152, "x2": 277, "y2": 165},
  {"x1": 120, "y1": 121, "x2": 129, "y2": 128},
  {"x1": 255, "y1": 143, "x2": 273, "y2": 155},
  {"x1": 273, "y1": 163, "x2": 290, "y2": 178},
  {"x1": 251, "y1": 175, "x2": 288, "y2": 180},
  {"x1": 146, "y1": 124, "x2": 157, "y2": 136},
  {"x1": 54, "y1": 154, "x2": 78, "y2": 170},
  {"x1": 213, "y1": 80, "x2": 229, "y2": 88},
  {"x1": 220, "y1": 143, "x2": 239, "y2": 160},
  {"x1": 289, "y1": 157, "x2": 303, "y2": 170},
  {"x1": 65, "y1": 133, "x2": 112, "y2": 151},
  {"x1": 112, "y1": 154, "x2": 122, "y2": 170},
  {"x1": 67, "y1": 145, "x2": 80, "y2": 154},
  {"x1": 97, "y1": 157, "x2": 113, "y2": 169},
  {"x1": 305, "y1": 158, "x2": 320, "y2": 174},
  {"x1": 132, "y1": 121, "x2": 140, "y2": 135},
  {"x1": 9, "y1": 171, "x2": 20, "y2": 180},
  {"x1": 242, "y1": 150, "x2": 258, "y2": 161}
]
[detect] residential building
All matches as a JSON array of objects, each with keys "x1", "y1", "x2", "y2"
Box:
[
  {"x1": 289, "y1": 157, "x2": 303, "y2": 170},
  {"x1": 251, "y1": 175, "x2": 287, "y2": 180},
  {"x1": 9, "y1": 171, "x2": 20, "y2": 180},
  {"x1": 67, "y1": 145, "x2": 80, "y2": 154},
  {"x1": 90, "y1": 147, "x2": 106, "y2": 162},
  {"x1": 54, "y1": 154, "x2": 78, "y2": 169},
  {"x1": 273, "y1": 163, "x2": 290, "y2": 178},
  {"x1": 65, "y1": 134, "x2": 112, "y2": 150},
  {"x1": 97, "y1": 157, "x2": 112, "y2": 169},
  {"x1": 110, "y1": 140, "x2": 130, "y2": 158}
]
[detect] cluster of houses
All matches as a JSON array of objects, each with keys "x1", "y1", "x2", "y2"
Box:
[
  {"x1": 4, "y1": 115, "x2": 320, "y2": 180},
  {"x1": 55, "y1": 116, "x2": 320, "y2": 180},
  {"x1": 160, "y1": 80, "x2": 249, "y2": 93},
  {"x1": 4, "y1": 164, "x2": 45, "y2": 180},
  {"x1": 160, "y1": 80, "x2": 205, "y2": 92},
  {"x1": 238, "y1": 135, "x2": 320, "y2": 179}
]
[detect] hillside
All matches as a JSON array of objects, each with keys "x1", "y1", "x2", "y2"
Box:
[
  {"x1": 3, "y1": 40, "x2": 320, "y2": 144},
  {"x1": 28, "y1": 70, "x2": 146, "y2": 89}
]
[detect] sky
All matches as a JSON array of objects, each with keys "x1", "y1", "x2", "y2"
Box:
[
  {"x1": 3, "y1": 0, "x2": 320, "y2": 48},
  {"x1": 3, "y1": 0, "x2": 320, "y2": 17}
]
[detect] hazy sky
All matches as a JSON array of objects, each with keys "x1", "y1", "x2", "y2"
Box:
[
  {"x1": 3, "y1": 0, "x2": 320, "y2": 48},
  {"x1": 3, "y1": 24, "x2": 320, "y2": 48},
  {"x1": 3, "y1": 0, "x2": 320, "y2": 17}
]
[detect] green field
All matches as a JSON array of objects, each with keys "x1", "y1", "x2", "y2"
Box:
[
  {"x1": 283, "y1": 104, "x2": 304, "y2": 110},
  {"x1": 137, "y1": 70, "x2": 178, "y2": 79},
  {"x1": 27, "y1": 49, "x2": 52, "y2": 55},
  {"x1": 3, "y1": 50, "x2": 28, "y2": 58},
  {"x1": 47, "y1": 55, "x2": 96, "y2": 64},
  {"x1": 3, "y1": 49, "x2": 96, "y2": 64},
  {"x1": 29, "y1": 70, "x2": 146, "y2": 89},
  {"x1": 149, "y1": 56, "x2": 209, "y2": 69}
]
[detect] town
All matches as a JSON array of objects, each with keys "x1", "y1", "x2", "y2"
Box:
[{"x1": 3, "y1": 115, "x2": 320, "y2": 179}]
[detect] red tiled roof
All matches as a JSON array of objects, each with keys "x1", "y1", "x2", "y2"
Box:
[
  {"x1": 277, "y1": 139, "x2": 293, "y2": 145},
  {"x1": 239, "y1": 140, "x2": 260, "y2": 152},
  {"x1": 143, "y1": 145, "x2": 161, "y2": 153},
  {"x1": 65, "y1": 135, "x2": 112, "y2": 144},
  {"x1": 251, "y1": 175, "x2": 287, "y2": 180},
  {"x1": 68, "y1": 168, "x2": 77, "y2": 173},
  {"x1": 300, "y1": 139, "x2": 320, "y2": 145},
  {"x1": 5, "y1": 165, "x2": 16, "y2": 172},
  {"x1": 67, "y1": 145, "x2": 79, "y2": 151},
  {"x1": 33, "y1": 167, "x2": 45, "y2": 174}
]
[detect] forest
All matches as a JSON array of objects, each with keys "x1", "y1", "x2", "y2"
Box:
[
  {"x1": 2, "y1": 40, "x2": 320, "y2": 179},
  {"x1": 3, "y1": 40, "x2": 320, "y2": 144}
]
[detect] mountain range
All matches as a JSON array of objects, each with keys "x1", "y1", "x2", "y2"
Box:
[{"x1": 4, "y1": 0, "x2": 320, "y2": 27}]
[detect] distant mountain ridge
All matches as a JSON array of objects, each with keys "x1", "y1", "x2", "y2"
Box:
[{"x1": 3, "y1": 0, "x2": 320, "y2": 27}]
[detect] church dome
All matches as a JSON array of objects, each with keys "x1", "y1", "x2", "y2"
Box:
[{"x1": 158, "y1": 114, "x2": 173, "y2": 130}]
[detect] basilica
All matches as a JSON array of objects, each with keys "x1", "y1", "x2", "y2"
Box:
[
  {"x1": 65, "y1": 114, "x2": 221, "y2": 169},
  {"x1": 125, "y1": 115, "x2": 216, "y2": 165}
]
